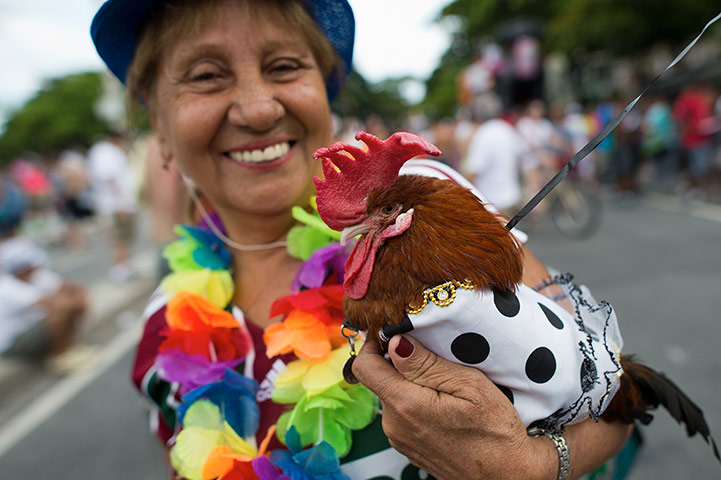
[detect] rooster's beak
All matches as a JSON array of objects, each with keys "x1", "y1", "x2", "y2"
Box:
[{"x1": 340, "y1": 223, "x2": 373, "y2": 245}]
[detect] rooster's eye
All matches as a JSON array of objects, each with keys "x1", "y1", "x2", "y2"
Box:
[{"x1": 382, "y1": 205, "x2": 394, "y2": 214}]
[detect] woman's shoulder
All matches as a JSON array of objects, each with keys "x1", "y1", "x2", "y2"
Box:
[
  {"x1": 131, "y1": 286, "x2": 170, "y2": 388},
  {"x1": 142, "y1": 285, "x2": 170, "y2": 321}
]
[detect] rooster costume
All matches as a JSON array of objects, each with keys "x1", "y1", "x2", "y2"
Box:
[
  {"x1": 397, "y1": 277, "x2": 623, "y2": 429},
  {"x1": 315, "y1": 131, "x2": 623, "y2": 430}
]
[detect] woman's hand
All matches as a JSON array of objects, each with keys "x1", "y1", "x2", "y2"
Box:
[
  {"x1": 352, "y1": 335, "x2": 557, "y2": 480},
  {"x1": 352, "y1": 334, "x2": 632, "y2": 480}
]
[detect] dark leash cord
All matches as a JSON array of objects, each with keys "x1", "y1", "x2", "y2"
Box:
[{"x1": 506, "y1": 11, "x2": 721, "y2": 232}]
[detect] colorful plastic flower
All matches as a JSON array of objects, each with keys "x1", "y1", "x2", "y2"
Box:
[
  {"x1": 164, "y1": 225, "x2": 231, "y2": 272},
  {"x1": 251, "y1": 456, "x2": 292, "y2": 480},
  {"x1": 177, "y1": 369, "x2": 260, "y2": 439},
  {"x1": 156, "y1": 351, "x2": 243, "y2": 395},
  {"x1": 263, "y1": 286, "x2": 345, "y2": 362},
  {"x1": 170, "y1": 399, "x2": 257, "y2": 480},
  {"x1": 287, "y1": 205, "x2": 342, "y2": 261},
  {"x1": 198, "y1": 211, "x2": 228, "y2": 236},
  {"x1": 269, "y1": 427, "x2": 349, "y2": 480},
  {"x1": 202, "y1": 446, "x2": 259, "y2": 480},
  {"x1": 200, "y1": 426, "x2": 280, "y2": 480},
  {"x1": 160, "y1": 291, "x2": 251, "y2": 362},
  {"x1": 161, "y1": 268, "x2": 234, "y2": 308},
  {"x1": 275, "y1": 384, "x2": 378, "y2": 457},
  {"x1": 272, "y1": 344, "x2": 351, "y2": 401},
  {"x1": 271, "y1": 345, "x2": 378, "y2": 457},
  {"x1": 291, "y1": 243, "x2": 349, "y2": 291}
]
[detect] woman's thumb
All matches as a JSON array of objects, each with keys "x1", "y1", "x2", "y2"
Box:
[{"x1": 388, "y1": 335, "x2": 479, "y2": 394}]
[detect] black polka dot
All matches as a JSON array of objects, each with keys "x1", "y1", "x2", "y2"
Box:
[
  {"x1": 451, "y1": 332, "x2": 490, "y2": 364},
  {"x1": 539, "y1": 303, "x2": 564, "y2": 329},
  {"x1": 494, "y1": 383, "x2": 515, "y2": 404},
  {"x1": 580, "y1": 357, "x2": 598, "y2": 392},
  {"x1": 525, "y1": 347, "x2": 557, "y2": 384},
  {"x1": 492, "y1": 288, "x2": 520, "y2": 317}
]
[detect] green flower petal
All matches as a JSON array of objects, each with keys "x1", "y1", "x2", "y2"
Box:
[
  {"x1": 332, "y1": 385, "x2": 379, "y2": 430},
  {"x1": 271, "y1": 382, "x2": 307, "y2": 404},
  {"x1": 287, "y1": 225, "x2": 335, "y2": 261},
  {"x1": 164, "y1": 240, "x2": 202, "y2": 272},
  {"x1": 292, "y1": 206, "x2": 342, "y2": 240}
]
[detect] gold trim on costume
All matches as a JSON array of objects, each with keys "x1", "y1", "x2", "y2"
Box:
[{"x1": 406, "y1": 280, "x2": 476, "y2": 314}]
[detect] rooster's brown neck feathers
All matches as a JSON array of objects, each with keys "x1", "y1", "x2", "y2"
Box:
[{"x1": 343, "y1": 175, "x2": 523, "y2": 332}]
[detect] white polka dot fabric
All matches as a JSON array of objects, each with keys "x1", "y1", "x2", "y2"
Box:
[{"x1": 403, "y1": 274, "x2": 623, "y2": 429}]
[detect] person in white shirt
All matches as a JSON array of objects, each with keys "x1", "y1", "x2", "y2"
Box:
[
  {"x1": 87, "y1": 131, "x2": 138, "y2": 281},
  {"x1": 462, "y1": 94, "x2": 533, "y2": 215},
  {"x1": 0, "y1": 235, "x2": 89, "y2": 369}
]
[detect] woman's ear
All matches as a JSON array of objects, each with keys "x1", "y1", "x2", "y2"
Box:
[{"x1": 149, "y1": 107, "x2": 173, "y2": 168}]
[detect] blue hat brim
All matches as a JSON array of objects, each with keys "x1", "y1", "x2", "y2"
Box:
[{"x1": 90, "y1": 0, "x2": 354, "y2": 100}]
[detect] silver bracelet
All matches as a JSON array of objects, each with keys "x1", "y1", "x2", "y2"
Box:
[{"x1": 527, "y1": 426, "x2": 570, "y2": 480}]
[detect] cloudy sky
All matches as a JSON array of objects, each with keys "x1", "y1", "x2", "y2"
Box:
[{"x1": 0, "y1": 0, "x2": 452, "y2": 126}]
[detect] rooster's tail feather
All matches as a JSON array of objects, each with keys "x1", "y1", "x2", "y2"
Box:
[{"x1": 604, "y1": 355, "x2": 719, "y2": 463}]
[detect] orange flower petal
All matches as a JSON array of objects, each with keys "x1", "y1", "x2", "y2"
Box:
[
  {"x1": 284, "y1": 310, "x2": 322, "y2": 329},
  {"x1": 202, "y1": 446, "x2": 256, "y2": 480},
  {"x1": 263, "y1": 323, "x2": 296, "y2": 358},
  {"x1": 326, "y1": 323, "x2": 346, "y2": 349},
  {"x1": 167, "y1": 292, "x2": 239, "y2": 331},
  {"x1": 293, "y1": 329, "x2": 331, "y2": 361}
]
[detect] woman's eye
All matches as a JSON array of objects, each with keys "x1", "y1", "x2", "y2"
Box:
[
  {"x1": 272, "y1": 62, "x2": 299, "y2": 73},
  {"x1": 189, "y1": 71, "x2": 219, "y2": 82},
  {"x1": 185, "y1": 61, "x2": 224, "y2": 83},
  {"x1": 267, "y1": 58, "x2": 305, "y2": 80}
]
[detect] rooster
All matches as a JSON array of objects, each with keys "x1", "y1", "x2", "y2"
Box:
[{"x1": 313, "y1": 131, "x2": 719, "y2": 459}]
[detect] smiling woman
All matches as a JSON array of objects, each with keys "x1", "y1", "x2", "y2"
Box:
[
  {"x1": 90, "y1": 0, "x2": 632, "y2": 479},
  {"x1": 144, "y1": 3, "x2": 334, "y2": 234}
]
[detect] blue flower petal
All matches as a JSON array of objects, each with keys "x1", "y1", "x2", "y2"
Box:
[
  {"x1": 293, "y1": 442, "x2": 346, "y2": 478},
  {"x1": 285, "y1": 426, "x2": 303, "y2": 454},
  {"x1": 271, "y1": 431, "x2": 349, "y2": 480},
  {"x1": 192, "y1": 247, "x2": 228, "y2": 270},
  {"x1": 182, "y1": 225, "x2": 231, "y2": 269},
  {"x1": 176, "y1": 369, "x2": 259, "y2": 437}
]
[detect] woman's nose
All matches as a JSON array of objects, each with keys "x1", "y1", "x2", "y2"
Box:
[{"x1": 226, "y1": 80, "x2": 284, "y2": 131}]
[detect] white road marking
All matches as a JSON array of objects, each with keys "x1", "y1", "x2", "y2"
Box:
[
  {"x1": 0, "y1": 320, "x2": 143, "y2": 459},
  {"x1": 644, "y1": 192, "x2": 721, "y2": 224}
]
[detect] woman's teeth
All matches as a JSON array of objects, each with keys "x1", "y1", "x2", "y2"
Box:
[{"x1": 229, "y1": 142, "x2": 290, "y2": 163}]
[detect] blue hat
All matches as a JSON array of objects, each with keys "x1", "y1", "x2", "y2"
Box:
[{"x1": 90, "y1": 0, "x2": 355, "y2": 100}]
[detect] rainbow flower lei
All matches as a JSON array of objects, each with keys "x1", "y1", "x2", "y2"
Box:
[{"x1": 157, "y1": 202, "x2": 378, "y2": 480}]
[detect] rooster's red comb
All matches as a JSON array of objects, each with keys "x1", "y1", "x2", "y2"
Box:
[{"x1": 313, "y1": 131, "x2": 441, "y2": 231}]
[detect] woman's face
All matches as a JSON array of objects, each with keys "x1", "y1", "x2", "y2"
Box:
[{"x1": 150, "y1": 1, "x2": 333, "y2": 220}]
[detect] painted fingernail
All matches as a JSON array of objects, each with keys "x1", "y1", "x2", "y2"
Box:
[{"x1": 395, "y1": 336, "x2": 414, "y2": 358}]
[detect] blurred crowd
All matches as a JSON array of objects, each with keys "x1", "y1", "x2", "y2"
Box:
[
  {"x1": 0, "y1": 130, "x2": 185, "y2": 369},
  {"x1": 2, "y1": 79, "x2": 720, "y2": 369},
  {"x1": 337, "y1": 81, "x2": 721, "y2": 217}
]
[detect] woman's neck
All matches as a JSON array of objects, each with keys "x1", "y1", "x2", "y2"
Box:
[
  {"x1": 231, "y1": 247, "x2": 303, "y2": 329},
  {"x1": 219, "y1": 207, "x2": 296, "y2": 249}
]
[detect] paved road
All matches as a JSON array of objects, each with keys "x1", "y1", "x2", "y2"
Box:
[
  {"x1": 0, "y1": 195, "x2": 719, "y2": 479},
  {"x1": 527, "y1": 193, "x2": 721, "y2": 479}
]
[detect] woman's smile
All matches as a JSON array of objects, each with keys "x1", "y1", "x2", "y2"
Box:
[{"x1": 224, "y1": 140, "x2": 295, "y2": 170}]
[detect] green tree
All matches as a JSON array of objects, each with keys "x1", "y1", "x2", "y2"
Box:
[
  {"x1": 0, "y1": 72, "x2": 110, "y2": 164},
  {"x1": 438, "y1": 0, "x2": 718, "y2": 56},
  {"x1": 422, "y1": 0, "x2": 720, "y2": 118},
  {"x1": 333, "y1": 70, "x2": 411, "y2": 128}
]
